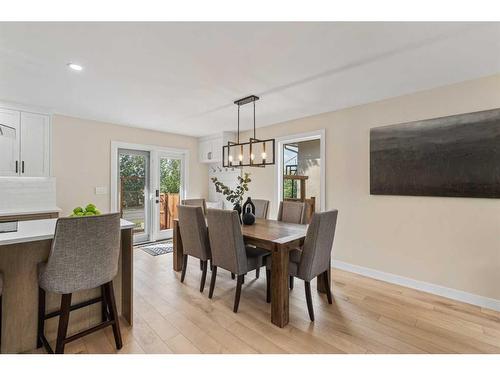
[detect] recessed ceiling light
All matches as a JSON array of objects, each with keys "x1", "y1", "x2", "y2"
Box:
[{"x1": 67, "y1": 63, "x2": 83, "y2": 71}]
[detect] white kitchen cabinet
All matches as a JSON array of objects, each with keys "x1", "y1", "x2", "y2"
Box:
[
  {"x1": 20, "y1": 112, "x2": 51, "y2": 177},
  {"x1": 0, "y1": 108, "x2": 20, "y2": 176},
  {"x1": 0, "y1": 106, "x2": 51, "y2": 177},
  {"x1": 198, "y1": 132, "x2": 235, "y2": 163}
]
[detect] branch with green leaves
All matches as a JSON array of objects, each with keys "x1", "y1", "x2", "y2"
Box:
[{"x1": 211, "y1": 172, "x2": 251, "y2": 205}]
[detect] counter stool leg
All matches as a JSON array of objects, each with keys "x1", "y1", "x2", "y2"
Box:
[
  {"x1": 55, "y1": 293, "x2": 72, "y2": 354},
  {"x1": 104, "y1": 281, "x2": 123, "y2": 350},
  {"x1": 101, "y1": 285, "x2": 109, "y2": 322},
  {"x1": 37, "y1": 288, "x2": 46, "y2": 349},
  {"x1": 0, "y1": 294, "x2": 3, "y2": 351}
]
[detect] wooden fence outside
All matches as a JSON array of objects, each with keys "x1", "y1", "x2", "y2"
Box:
[{"x1": 160, "y1": 193, "x2": 180, "y2": 230}]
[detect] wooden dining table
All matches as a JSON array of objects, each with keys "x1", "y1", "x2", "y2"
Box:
[{"x1": 172, "y1": 217, "x2": 331, "y2": 328}]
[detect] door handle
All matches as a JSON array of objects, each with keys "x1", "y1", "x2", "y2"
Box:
[
  {"x1": 22, "y1": 161, "x2": 25, "y2": 174},
  {"x1": 15, "y1": 160, "x2": 18, "y2": 173},
  {"x1": 155, "y1": 189, "x2": 159, "y2": 203}
]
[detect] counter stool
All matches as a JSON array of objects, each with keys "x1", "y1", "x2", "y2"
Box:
[
  {"x1": 0, "y1": 272, "x2": 3, "y2": 351},
  {"x1": 37, "y1": 213, "x2": 123, "y2": 354}
]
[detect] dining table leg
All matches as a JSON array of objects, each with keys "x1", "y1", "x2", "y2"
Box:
[
  {"x1": 271, "y1": 244, "x2": 289, "y2": 328},
  {"x1": 172, "y1": 220, "x2": 184, "y2": 272}
]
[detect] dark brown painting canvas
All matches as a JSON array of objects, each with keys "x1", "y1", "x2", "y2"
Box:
[{"x1": 370, "y1": 108, "x2": 500, "y2": 198}]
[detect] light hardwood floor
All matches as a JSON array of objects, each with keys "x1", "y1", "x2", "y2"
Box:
[{"x1": 32, "y1": 249, "x2": 500, "y2": 354}]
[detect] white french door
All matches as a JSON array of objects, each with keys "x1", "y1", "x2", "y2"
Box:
[
  {"x1": 111, "y1": 142, "x2": 188, "y2": 244},
  {"x1": 152, "y1": 150, "x2": 186, "y2": 241},
  {"x1": 117, "y1": 148, "x2": 151, "y2": 244}
]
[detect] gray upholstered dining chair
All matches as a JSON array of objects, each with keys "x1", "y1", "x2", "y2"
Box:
[
  {"x1": 277, "y1": 201, "x2": 306, "y2": 224},
  {"x1": 206, "y1": 209, "x2": 270, "y2": 312},
  {"x1": 253, "y1": 199, "x2": 270, "y2": 219},
  {"x1": 277, "y1": 200, "x2": 306, "y2": 289},
  {"x1": 181, "y1": 198, "x2": 207, "y2": 215},
  {"x1": 177, "y1": 205, "x2": 212, "y2": 293},
  {"x1": 0, "y1": 272, "x2": 3, "y2": 351},
  {"x1": 266, "y1": 210, "x2": 338, "y2": 321},
  {"x1": 37, "y1": 213, "x2": 123, "y2": 354}
]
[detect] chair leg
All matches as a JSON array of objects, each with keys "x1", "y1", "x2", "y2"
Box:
[
  {"x1": 37, "y1": 287, "x2": 46, "y2": 348},
  {"x1": 0, "y1": 294, "x2": 2, "y2": 351},
  {"x1": 180, "y1": 254, "x2": 188, "y2": 282},
  {"x1": 101, "y1": 285, "x2": 109, "y2": 322},
  {"x1": 104, "y1": 281, "x2": 123, "y2": 350},
  {"x1": 200, "y1": 259, "x2": 203, "y2": 271},
  {"x1": 231, "y1": 272, "x2": 235, "y2": 280},
  {"x1": 233, "y1": 275, "x2": 244, "y2": 313},
  {"x1": 323, "y1": 270, "x2": 333, "y2": 304},
  {"x1": 289, "y1": 276, "x2": 294, "y2": 290},
  {"x1": 209, "y1": 259, "x2": 213, "y2": 271},
  {"x1": 255, "y1": 267, "x2": 260, "y2": 279},
  {"x1": 200, "y1": 260, "x2": 208, "y2": 293},
  {"x1": 304, "y1": 281, "x2": 315, "y2": 322},
  {"x1": 208, "y1": 266, "x2": 217, "y2": 299},
  {"x1": 265, "y1": 269, "x2": 271, "y2": 303},
  {"x1": 55, "y1": 293, "x2": 72, "y2": 354}
]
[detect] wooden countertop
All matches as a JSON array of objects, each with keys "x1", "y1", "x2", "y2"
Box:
[{"x1": 0, "y1": 218, "x2": 135, "y2": 246}]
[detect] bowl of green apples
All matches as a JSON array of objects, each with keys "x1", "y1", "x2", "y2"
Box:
[{"x1": 70, "y1": 203, "x2": 102, "y2": 217}]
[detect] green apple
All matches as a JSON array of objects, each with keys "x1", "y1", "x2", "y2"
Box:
[
  {"x1": 85, "y1": 203, "x2": 97, "y2": 213},
  {"x1": 73, "y1": 206, "x2": 84, "y2": 215}
]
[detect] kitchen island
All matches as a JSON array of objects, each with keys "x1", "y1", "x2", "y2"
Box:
[{"x1": 0, "y1": 218, "x2": 134, "y2": 353}]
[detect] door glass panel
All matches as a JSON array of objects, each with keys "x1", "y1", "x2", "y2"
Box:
[
  {"x1": 159, "y1": 157, "x2": 181, "y2": 232},
  {"x1": 119, "y1": 150, "x2": 149, "y2": 241},
  {"x1": 282, "y1": 139, "x2": 321, "y2": 222}
]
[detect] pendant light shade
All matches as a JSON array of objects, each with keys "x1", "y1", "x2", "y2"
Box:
[{"x1": 222, "y1": 95, "x2": 275, "y2": 168}]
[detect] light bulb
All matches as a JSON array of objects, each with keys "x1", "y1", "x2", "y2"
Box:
[
  {"x1": 261, "y1": 152, "x2": 267, "y2": 160},
  {"x1": 228, "y1": 155, "x2": 233, "y2": 162},
  {"x1": 250, "y1": 153, "x2": 255, "y2": 160},
  {"x1": 238, "y1": 154, "x2": 243, "y2": 161}
]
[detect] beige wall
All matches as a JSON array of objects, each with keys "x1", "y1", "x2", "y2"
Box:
[
  {"x1": 244, "y1": 74, "x2": 500, "y2": 301},
  {"x1": 52, "y1": 115, "x2": 208, "y2": 216}
]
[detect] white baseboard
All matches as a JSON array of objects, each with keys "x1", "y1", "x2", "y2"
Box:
[{"x1": 332, "y1": 260, "x2": 500, "y2": 312}]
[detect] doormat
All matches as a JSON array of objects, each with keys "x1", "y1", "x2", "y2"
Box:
[{"x1": 137, "y1": 240, "x2": 173, "y2": 256}]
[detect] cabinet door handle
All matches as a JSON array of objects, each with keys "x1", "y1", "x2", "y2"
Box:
[
  {"x1": 208, "y1": 152, "x2": 212, "y2": 160},
  {"x1": 15, "y1": 160, "x2": 18, "y2": 173},
  {"x1": 22, "y1": 161, "x2": 25, "y2": 174}
]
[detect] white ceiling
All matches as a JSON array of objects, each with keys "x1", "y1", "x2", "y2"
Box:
[{"x1": 1, "y1": 22, "x2": 499, "y2": 137}]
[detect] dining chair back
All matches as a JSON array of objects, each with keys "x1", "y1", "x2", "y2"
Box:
[
  {"x1": 181, "y1": 198, "x2": 207, "y2": 215},
  {"x1": 277, "y1": 201, "x2": 306, "y2": 224},
  {"x1": 177, "y1": 205, "x2": 211, "y2": 261},
  {"x1": 253, "y1": 199, "x2": 270, "y2": 219},
  {"x1": 298, "y1": 210, "x2": 338, "y2": 281},
  {"x1": 206, "y1": 209, "x2": 247, "y2": 275},
  {"x1": 206, "y1": 208, "x2": 270, "y2": 312}
]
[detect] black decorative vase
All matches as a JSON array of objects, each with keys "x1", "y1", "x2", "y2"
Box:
[
  {"x1": 242, "y1": 205, "x2": 256, "y2": 225},
  {"x1": 242, "y1": 197, "x2": 255, "y2": 215},
  {"x1": 233, "y1": 202, "x2": 242, "y2": 223}
]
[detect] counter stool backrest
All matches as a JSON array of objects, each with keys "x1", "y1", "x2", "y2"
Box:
[{"x1": 39, "y1": 213, "x2": 121, "y2": 294}]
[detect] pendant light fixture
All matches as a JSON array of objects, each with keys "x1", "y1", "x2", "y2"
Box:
[{"x1": 222, "y1": 95, "x2": 275, "y2": 168}]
